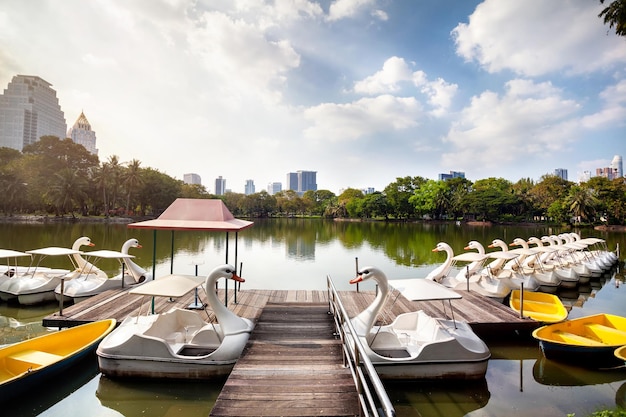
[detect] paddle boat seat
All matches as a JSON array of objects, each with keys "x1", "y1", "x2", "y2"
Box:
[{"x1": 6, "y1": 350, "x2": 63, "y2": 374}]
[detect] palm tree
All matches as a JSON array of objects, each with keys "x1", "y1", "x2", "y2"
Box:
[
  {"x1": 123, "y1": 159, "x2": 143, "y2": 215},
  {"x1": 565, "y1": 185, "x2": 599, "y2": 223},
  {"x1": 45, "y1": 168, "x2": 88, "y2": 218},
  {"x1": 91, "y1": 164, "x2": 110, "y2": 216},
  {"x1": 107, "y1": 155, "x2": 122, "y2": 213}
]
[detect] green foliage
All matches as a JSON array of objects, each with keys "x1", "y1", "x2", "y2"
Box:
[{"x1": 599, "y1": 0, "x2": 626, "y2": 36}]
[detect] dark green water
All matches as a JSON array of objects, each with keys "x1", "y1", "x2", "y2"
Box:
[{"x1": 1, "y1": 219, "x2": 625, "y2": 417}]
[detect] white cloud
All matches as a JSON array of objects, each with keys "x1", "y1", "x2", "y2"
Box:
[
  {"x1": 452, "y1": 0, "x2": 626, "y2": 76},
  {"x1": 303, "y1": 95, "x2": 422, "y2": 141},
  {"x1": 353, "y1": 56, "x2": 457, "y2": 115},
  {"x1": 442, "y1": 79, "x2": 581, "y2": 174},
  {"x1": 581, "y1": 80, "x2": 626, "y2": 129},
  {"x1": 327, "y1": 0, "x2": 380, "y2": 21}
]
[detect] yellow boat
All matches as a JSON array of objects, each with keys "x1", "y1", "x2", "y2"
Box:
[
  {"x1": 509, "y1": 290, "x2": 568, "y2": 323},
  {"x1": 532, "y1": 314, "x2": 626, "y2": 368},
  {"x1": 0, "y1": 319, "x2": 116, "y2": 400}
]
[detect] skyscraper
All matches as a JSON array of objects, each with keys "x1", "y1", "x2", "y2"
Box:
[
  {"x1": 67, "y1": 111, "x2": 98, "y2": 155},
  {"x1": 611, "y1": 155, "x2": 623, "y2": 178},
  {"x1": 286, "y1": 172, "x2": 298, "y2": 191},
  {"x1": 215, "y1": 176, "x2": 226, "y2": 195},
  {"x1": 183, "y1": 173, "x2": 201, "y2": 185},
  {"x1": 554, "y1": 168, "x2": 568, "y2": 180},
  {"x1": 245, "y1": 179, "x2": 255, "y2": 195},
  {"x1": 298, "y1": 170, "x2": 317, "y2": 193},
  {"x1": 267, "y1": 182, "x2": 282, "y2": 195},
  {"x1": 0, "y1": 75, "x2": 67, "y2": 150}
]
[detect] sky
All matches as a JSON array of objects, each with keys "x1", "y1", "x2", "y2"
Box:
[{"x1": 0, "y1": 0, "x2": 625, "y2": 194}]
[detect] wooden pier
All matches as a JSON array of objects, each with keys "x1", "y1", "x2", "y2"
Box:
[
  {"x1": 44, "y1": 284, "x2": 539, "y2": 338},
  {"x1": 209, "y1": 302, "x2": 359, "y2": 417}
]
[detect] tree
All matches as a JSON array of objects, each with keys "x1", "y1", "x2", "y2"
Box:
[
  {"x1": 465, "y1": 177, "x2": 518, "y2": 221},
  {"x1": 409, "y1": 179, "x2": 450, "y2": 219},
  {"x1": 565, "y1": 185, "x2": 599, "y2": 223},
  {"x1": 599, "y1": 0, "x2": 626, "y2": 36},
  {"x1": 123, "y1": 159, "x2": 143, "y2": 215},
  {"x1": 384, "y1": 176, "x2": 426, "y2": 219},
  {"x1": 44, "y1": 168, "x2": 88, "y2": 217}
]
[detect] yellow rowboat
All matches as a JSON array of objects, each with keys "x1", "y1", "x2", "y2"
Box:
[
  {"x1": 532, "y1": 314, "x2": 626, "y2": 368},
  {"x1": 509, "y1": 290, "x2": 568, "y2": 323},
  {"x1": 0, "y1": 319, "x2": 116, "y2": 401}
]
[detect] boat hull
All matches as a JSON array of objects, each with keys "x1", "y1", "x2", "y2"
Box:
[
  {"x1": 532, "y1": 314, "x2": 626, "y2": 368},
  {"x1": 0, "y1": 319, "x2": 116, "y2": 400},
  {"x1": 97, "y1": 355, "x2": 236, "y2": 379}
]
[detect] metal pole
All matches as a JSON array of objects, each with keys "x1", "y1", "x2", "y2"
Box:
[
  {"x1": 519, "y1": 283, "x2": 525, "y2": 319},
  {"x1": 234, "y1": 231, "x2": 238, "y2": 303},
  {"x1": 59, "y1": 277, "x2": 65, "y2": 316},
  {"x1": 170, "y1": 230, "x2": 175, "y2": 274},
  {"x1": 224, "y1": 232, "x2": 229, "y2": 307},
  {"x1": 355, "y1": 257, "x2": 360, "y2": 292}
]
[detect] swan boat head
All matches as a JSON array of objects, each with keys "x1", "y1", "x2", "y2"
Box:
[
  {"x1": 425, "y1": 242, "x2": 454, "y2": 281},
  {"x1": 465, "y1": 241, "x2": 485, "y2": 254},
  {"x1": 121, "y1": 238, "x2": 148, "y2": 283},
  {"x1": 350, "y1": 266, "x2": 389, "y2": 336},
  {"x1": 205, "y1": 264, "x2": 253, "y2": 335}
]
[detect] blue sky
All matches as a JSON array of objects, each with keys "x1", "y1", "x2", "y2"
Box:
[{"x1": 1, "y1": 0, "x2": 624, "y2": 194}]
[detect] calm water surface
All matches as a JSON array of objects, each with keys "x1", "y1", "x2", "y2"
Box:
[{"x1": 1, "y1": 219, "x2": 625, "y2": 417}]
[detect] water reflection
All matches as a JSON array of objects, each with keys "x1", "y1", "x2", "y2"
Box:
[
  {"x1": 384, "y1": 379, "x2": 490, "y2": 417},
  {"x1": 96, "y1": 376, "x2": 225, "y2": 417},
  {"x1": 533, "y1": 357, "x2": 626, "y2": 386}
]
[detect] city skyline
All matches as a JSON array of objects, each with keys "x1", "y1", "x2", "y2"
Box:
[{"x1": 0, "y1": 2, "x2": 624, "y2": 194}]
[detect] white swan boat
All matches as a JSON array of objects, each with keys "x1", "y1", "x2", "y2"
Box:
[
  {"x1": 0, "y1": 237, "x2": 99, "y2": 304},
  {"x1": 96, "y1": 264, "x2": 254, "y2": 379},
  {"x1": 55, "y1": 239, "x2": 150, "y2": 303},
  {"x1": 348, "y1": 266, "x2": 491, "y2": 380},
  {"x1": 0, "y1": 249, "x2": 32, "y2": 287}
]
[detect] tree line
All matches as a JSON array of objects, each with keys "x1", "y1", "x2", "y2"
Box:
[{"x1": 0, "y1": 136, "x2": 625, "y2": 225}]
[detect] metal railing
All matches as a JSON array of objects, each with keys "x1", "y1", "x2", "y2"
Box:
[{"x1": 326, "y1": 275, "x2": 395, "y2": 417}]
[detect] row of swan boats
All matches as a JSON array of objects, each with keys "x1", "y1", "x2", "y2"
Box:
[
  {"x1": 0, "y1": 237, "x2": 149, "y2": 306},
  {"x1": 0, "y1": 233, "x2": 620, "y2": 399},
  {"x1": 426, "y1": 232, "x2": 618, "y2": 301}
]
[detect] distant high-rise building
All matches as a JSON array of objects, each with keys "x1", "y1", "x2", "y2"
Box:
[
  {"x1": 215, "y1": 176, "x2": 226, "y2": 195},
  {"x1": 287, "y1": 170, "x2": 317, "y2": 195},
  {"x1": 0, "y1": 75, "x2": 67, "y2": 150},
  {"x1": 579, "y1": 170, "x2": 592, "y2": 183},
  {"x1": 183, "y1": 173, "x2": 202, "y2": 185},
  {"x1": 554, "y1": 168, "x2": 568, "y2": 180},
  {"x1": 268, "y1": 182, "x2": 282, "y2": 195},
  {"x1": 245, "y1": 179, "x2": 255, "y2": 195},
  {"x1": 67, "y1": 111, "x2": 98, "y2": 155},
  {"x1": 298, "y1": 170, "x2": 317, "y2": 194},
  {"x1": 286, "y1": 172, "x2": 298, "y2": 191},
  {"x1": 438, "y1": 171, "x2": 465, "y2": 181},
  {"x1": 611, "y1": 155, "x2": 623, "y2": 178}
]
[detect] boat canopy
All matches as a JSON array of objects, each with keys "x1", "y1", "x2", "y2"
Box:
[
  {"x1": 129, "y1": 274, "x2": 205, "y2": 298},
  {"x1": 127, "y1": 198, "x2": 253, "y2": 232}
]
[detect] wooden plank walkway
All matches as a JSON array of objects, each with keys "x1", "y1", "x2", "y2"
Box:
[
  {"x1": 43, "y1": 284, "x2": 539, "y2": 338},
  {"x1": 209, "y1": 302, "x2": 359, "y2": 417}
]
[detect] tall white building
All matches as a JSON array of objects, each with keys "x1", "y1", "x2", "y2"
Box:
[
  {"x1": 0, "y1": 75, "x2": 67, "y2": 150},
  {"x1": 67, "y1": 111, "x2": 98, "y2": 155},
  {"x1": 183, "y1": 173, "x2": 201, "y2": 185},
  {"x1": 267, "y1": 182, "x2": 282, "y2": 195},
  {"x1": 611, "y1": 155, "x2": 623, "y2": 178},
  {"x1": 245, "y1": 179, "x2": 255, "y2": 195}
]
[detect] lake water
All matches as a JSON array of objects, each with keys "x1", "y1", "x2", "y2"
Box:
[{"x1": 1, "y1": 219, "x2": 625, "y2": 417}]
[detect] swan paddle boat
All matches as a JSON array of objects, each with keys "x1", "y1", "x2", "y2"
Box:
[
  {"x1": 0, "y1": 237, "x2": 98, "y2": 305},
  {"x1": 509, "y1": 290, "x2": 567, "y2": 323},
  {"x1": 348, "y1": 266, "x2": 491, "y2": 380},
  {"x1": 532, "y1": 314, "x2": 626, "y2": 368},
  {"x1": 55, "y1": 238, "x2": 150, "y2": 303},
  {"x1": 0, "y1": 319, "x2": 116, "y2": 399},
  {"x1": 0, "y1": 250, "x2": 32, "y2": 287},
  {"x1": 97, "y1": 264, "x2": 254, "y2": 379}
]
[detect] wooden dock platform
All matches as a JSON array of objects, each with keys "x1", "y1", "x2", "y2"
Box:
[
  {"x1": 210, "y1": 302, "x2": 359, "y2": 417},
  {"x1": 44, "y1": 284, "x2": 539, "y2": 338}
]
